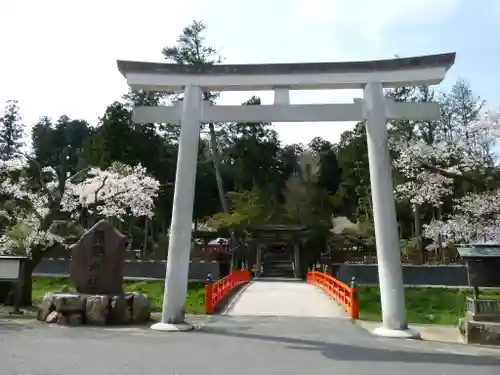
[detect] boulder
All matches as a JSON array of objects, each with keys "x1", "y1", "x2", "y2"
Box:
[
  {"x1": 85, "y1": 295, "x2": 109, "y2": 325},
  {"x1": 109, "y1": 295, "x2": 131, "y2": 324},
  {"x1": 67, "y1": 312, "x2": 84, "y2": 326},
  {"x1": 56, "y1": 313, "x2": 68, "y2": 325},
  {"x1": 128, "y1": 292, "x2": 152, "y2": 323},
  {"x1": 37, "y1": 292, "x2": 55, "y2": 321},
  {"x1": 52, "y1": 293, "x2": 85, "y2": 313},
  {"x1": 45, "y1": 311, "x2": 60, "y2": 323}
]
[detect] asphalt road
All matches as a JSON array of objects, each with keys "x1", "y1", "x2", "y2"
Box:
[{"x1": 1, "y1": 316, "x2": 499, "y2": 374}]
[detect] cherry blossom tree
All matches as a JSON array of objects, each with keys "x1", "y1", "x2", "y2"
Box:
[
  {"x1": 424, "y1": 190, "x2": 500, "y2": 246},
  {"x1": 61, "y1": 163, "x2": 160, "y2": 220},
  {"x1": 393, "y1": 107, "x2": 500, "y2": 245},
  {"x1": 0, "y1": 158, "x2": 160, "y2": 304}
]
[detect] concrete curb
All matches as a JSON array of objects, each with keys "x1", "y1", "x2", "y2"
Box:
[{"x1": 355, "y1": 319, "x2": 461, "y2": 344}]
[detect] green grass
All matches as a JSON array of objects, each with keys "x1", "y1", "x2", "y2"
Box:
[
  {"x1": 358, "y1": 285, "x2": 500, "y2": 325},
  {"x1": 31, "y1": 277, "x2": 500, "y2": 324},
  {"x1": 32, "y1": 276, "x2": 207, "y2": 314}
]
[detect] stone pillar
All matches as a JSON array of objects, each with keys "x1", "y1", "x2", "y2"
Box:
[
  {"x1": 363, "y1": 81, "x2": 419, "y2": 339},
  {"x1": 150, "y1": 85, "x2": 202, "y2": 332},
  {"x1": 293, "y1": 244, "x2": 300, "y2": 278}
]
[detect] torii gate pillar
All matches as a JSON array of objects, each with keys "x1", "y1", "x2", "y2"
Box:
[{"x1": 364, "y1": 81, "x2": 416, "y2": 338}]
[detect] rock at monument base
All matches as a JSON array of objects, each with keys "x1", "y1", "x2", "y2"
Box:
[
  {"x1": 56, "y1": 313, "x2": 68, "y2": 325},
  {"x1": 45, "y1": 310, "x2": 60, "y2": 323},
  {"x1": 67, "y1": 312, "x2": 84, "y2": 326},
  {"x1": 127, "y1": 292, "x2": 152, "y2": 323},
  {"x1": 458, "y1": 318, "x2": 500, "y2": 346},
  {"x1": 52, "y1": 293, "x2": 85, "y2": 313},
  {"x1": 85, "y1": 295, "x2": 109, "y2": 325},
  {"x1": 37, "y1": 292, "x2": 55, "y2": 321},
  {"x1": 110, "y1": 295, "x2": 131, "y2": 324},
  {"x1": 37, "y1": 291, "x2": 151, "y2": 326}
]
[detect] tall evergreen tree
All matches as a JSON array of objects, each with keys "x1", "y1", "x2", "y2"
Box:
[
  {"x1": 0, "y1": 100, "x2": 25, "y2": 160},
  {"x1": 160, "y1": 20, "x2": 240, "y2": 260}
]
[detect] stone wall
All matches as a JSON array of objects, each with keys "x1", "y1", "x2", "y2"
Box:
[
  {"x1": 331, "y1": 263, "x2": 469, "y2": 286},
  {"x1": 35, "y1": 258, "x2": 222, "y2": 281}
]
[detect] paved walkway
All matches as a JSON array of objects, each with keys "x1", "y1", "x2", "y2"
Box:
[
  {"x1": 224, "y1": 280, "x2": 347, "y2": 317},
  {"x1": 2, "y1": 316, "x2": 500, "y2": 374},
  {"x1": 2, "y1": 280, "x2": 499, "y2": 374}
]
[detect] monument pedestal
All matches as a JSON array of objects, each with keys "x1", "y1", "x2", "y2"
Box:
[{"x1": 37, "y1": 291, "x2": 152, "y2": 326}]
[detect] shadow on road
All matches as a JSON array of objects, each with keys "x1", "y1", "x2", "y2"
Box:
[{"x1": 199, "y1": 325, "x2": 500, "y2": 366}]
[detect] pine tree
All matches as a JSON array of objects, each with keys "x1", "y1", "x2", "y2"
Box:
[{"x1": 0, "y1": 100, "x2": 25, "y2": 160}]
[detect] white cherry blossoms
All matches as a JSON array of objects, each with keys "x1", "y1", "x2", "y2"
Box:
[
  {"x1": 0, "y1": 159, "x2": 160, "y2": 256},
  {"x1": 393, "y1": 108, "x2": 500, "y2": 245}
]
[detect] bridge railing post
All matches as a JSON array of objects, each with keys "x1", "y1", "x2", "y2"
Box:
[
  {"x1": 349, "y1": 276, "x2": 359, "y2": 320},
  {"x1": 205, "y1": 273, "x2": 213, "y2": 314}
]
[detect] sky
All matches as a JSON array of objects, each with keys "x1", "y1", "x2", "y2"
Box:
[{"x1": 1, "y1": 0, "x2": 499, "y2": 146}]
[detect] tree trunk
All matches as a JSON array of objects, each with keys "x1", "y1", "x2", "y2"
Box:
[
  {"x1": 143, "y1": 218, "x2": 149, "y2": 258},
  {"x1": 413, "y1": 203, "x2": 424, "y2": 264},
  {"x1": 128, "y1": 220, "x2": 133, "y2": 237},
  {"x1": 20, "y1": 265, "x2": 33, "y2": 306},
  {"x1": 13, "y1": 247, "x2": 46, "y2": 309},
  {"x1": 13, "y1": 259, "x2": 35, "y2": 309},
  {"x1": 437, "y1": 205, "x2": 444, "y2": 263},
  {"x1": 208, "y1": 122, "x2": 238, "y2": 269}
]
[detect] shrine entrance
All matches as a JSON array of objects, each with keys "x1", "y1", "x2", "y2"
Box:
[
  {"x1": 118, "y1": 52, "x2": 455, "y2": 336},
  {"x1": 248, "y1": 225, "x2": 308, "y2": 279}
]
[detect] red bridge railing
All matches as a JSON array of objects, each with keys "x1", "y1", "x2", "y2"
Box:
[
  {"x1": 307, "y1": 270, "x2": 359, "y2": 319},
  {"x1": 205, "y1": 269, "x2": 251, "y2": 314}
]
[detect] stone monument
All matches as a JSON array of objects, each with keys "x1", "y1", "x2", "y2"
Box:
[
  {"x1": 37, "y1": 219, "x2": 152, "y2": 326},
  {"x1": 70, "y1": 219, "x2": 126, "y2": 294},
  {"x1": 457, "y1": 244, "x2": 500, "y2": 346}
]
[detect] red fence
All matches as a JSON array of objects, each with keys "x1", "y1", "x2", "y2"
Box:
[
  {"x1": 307, "y1": 270, "x2": 359, "y2": 319},
  {"x1": 205, "y1": 269, "x2": 251, "y2": 314}
]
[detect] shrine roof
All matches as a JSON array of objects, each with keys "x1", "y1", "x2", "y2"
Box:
[{"x1": 248, "y1": 225, "x2": 308, "y2": 232}]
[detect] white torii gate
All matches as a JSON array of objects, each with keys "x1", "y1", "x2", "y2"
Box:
[{"x1": 117, "y1": 53, "x2": 456, "y2": 338}]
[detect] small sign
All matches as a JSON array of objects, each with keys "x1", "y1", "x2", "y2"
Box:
[
  {"x1": 457, "y1": 245, "x2": 500, "y2": 258},
  {"x1": 0, "y1": 256, "x2": 24, "y2": 280}
]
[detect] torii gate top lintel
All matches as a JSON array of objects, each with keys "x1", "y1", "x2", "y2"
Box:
[{"x1": 117, "y1": 53, "x2": 456, "y2": 92}]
